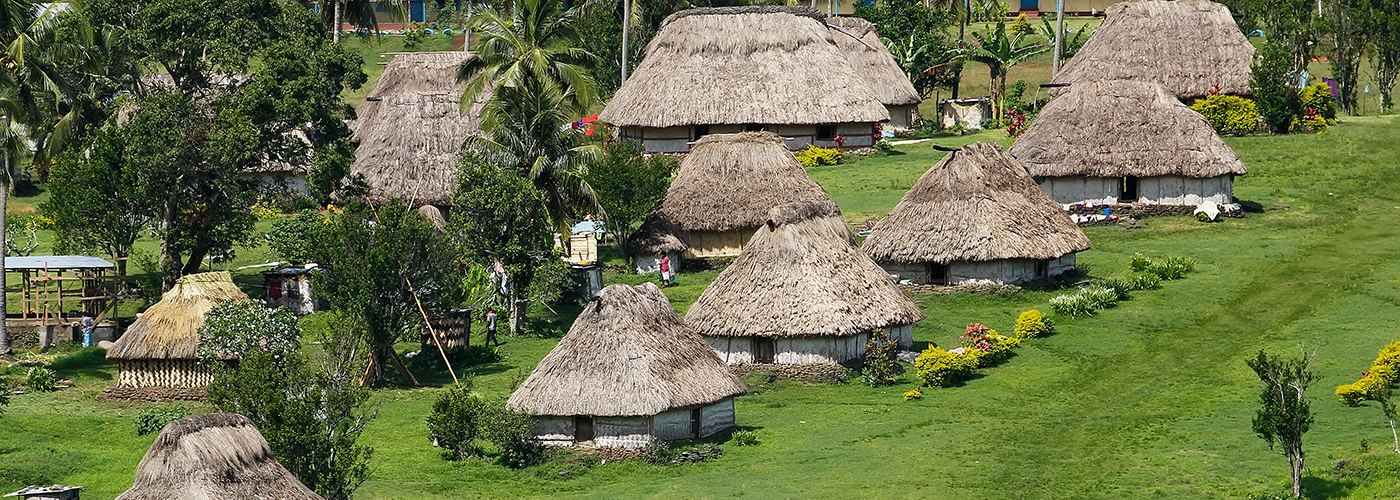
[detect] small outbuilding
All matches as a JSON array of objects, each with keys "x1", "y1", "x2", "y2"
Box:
[
  {"x1": 627, "y1": 212, "x2": 689, "y2": 274},
  {"x1": 261, "y1": 265, "x2": 322, "y2": 315},
  {"x1": 116, "y1": 413, "x2": 323, "y2": 500},
  {"x1": 627, "y1": 132, "x2": 835, "y2": 260},
  {"x1": 1008, "y1": 79, "x2": 1248, "y2": 206},
  {"x1": 1049, "y1": 0, "x2": 1254, "y2": 102},
  {"x1": 599, "y1": 6, "x2": 888, "y2": 153},
  {"x1": 687, "y1": 200, "x2": 925, "y2": 360},
  {"x1": 507, "y1": 283, "x2": 747, "y2": 448},
  {"x1": 825, "y1": 17, "x2": 923, "y2": 132},
  {"x1": 861, "y1": 142, "x2": 1092, "y2": 285},
  {"x1": 105, "y1": 271, "x2": 249, "y2": 390}
]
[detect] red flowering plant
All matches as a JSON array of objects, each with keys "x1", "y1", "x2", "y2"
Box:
[
  {"x1": 1006, "y1": 109, "x2": 1029, "y2": 138},
  {"x1": 960, "y1": 323, "x2": 995, "y2": 352}
]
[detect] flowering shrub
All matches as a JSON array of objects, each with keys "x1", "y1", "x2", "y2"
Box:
[
  {"x1": 1049, "y1": 292, "x2": 1095, "y2": 318},
  {"x1": 1005, "y1": 109, "x2": 1030, "y2": 138},
  {"x1": 251, "y1": 197, "x2": 280, "y2": 220},
  {"x1": 980, "y1": 334, "x2": 1020, "y2": 365},
  {"x1": 1013, "y1": 310, "x2": 1053, "y2": 339},
  {"x1": 1292, "y1": 107, "x2": 1329, "y2": 134},
  {"x1": 961, "y1": 323, "x2": 997, "y2": 351},
  {"x1": 797, "y1": 145, "x2": 842, "y2": 168},
  {"x1": 197, "y1": 300, "x2": 302, "y2": 365},
  {"x1": 914, "y1": 346, "x2": 978, "y2": 388},
  {"x1": 903, "y1": 387, "x2": 924, "y2": 401},
  {"x1": 1190, "y1": 94, "x2": 1260, "y2": 136},
  {"x1": 1336, "y1": 340, "x2": 1400, "y2": 406},
  {"x1": 1298, "y1": 82, "x2": 1337, "y2": 121}
]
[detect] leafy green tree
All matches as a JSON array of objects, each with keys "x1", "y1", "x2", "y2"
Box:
[
  {"x1": 1323, "y1": 0, "x2": 1367, "y2": 115},
  {"x1": 266, "y1": 209, "x2": 324, "y2": 266},
  {"x1": 1231, "y1": 0, "x2": 1321, "y2": 71},
  {"x1": 1036, "y1": 17, "x2": 1088, "y2": 69},
  {"x1": 853, "y1": 0, "x2": 958, "y2": 96},
  {"x1": 583, "y1": 140, "x2": 676, "y2": 256},
  {"x1": 310, "y1": 200, "x2": 458, "y2": 386},
  {"x1": 1252, "y1": 40, "x2": 1300, "y2": 133},
  {"x1": 1247, "y1": 348, "x2": 1318, "y2": 499},
  {"x1": 1367, "y1": 0, "x2": 1400, "y2": 111},
  {"x1": 41, "y1": 128, "x2": 151, "y2": 278},
  {"x1": 954, "y1": 20, "x2": 1050, "y2": 122},
  {"x1": 426, "y1": 380, "x2": 490, "y2": 460},
  {"x1": 457, "y1": 0, "x2": 600, "y2": 119}
]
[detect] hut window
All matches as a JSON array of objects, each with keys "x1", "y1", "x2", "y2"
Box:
[
  {"x1": 744, "y1": 124, "x2": 765, "y2": 132},
  {"x1": 816, "y1": 125, "x2": 837, "y2": 140},
  {"x1": 1036, "y1": 260, "x2": 1050, "y2": 278},
  {"x1": 692, "y1": 125, "x2": 710, "y2": 140},
  {"x1": 1120, "y1": 176, "x2": 1140, "y2": 202},
  {"x1": 754, "y1": 338, "x2": 775, "y2": 363},
  {"x1": 574, "y1": 416, "x2": 594, "y2": 442},
  {"x1": 691, "y1": 408, "x2": 702, "y2": 439},
  {"x1": 926, "y1": 263, "x2": 948, "y2": 285}
]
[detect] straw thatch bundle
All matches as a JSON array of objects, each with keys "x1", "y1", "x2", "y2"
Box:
[
  {"x1": 508, "y1": 283, "x2": 746, "y2": 417},
  {"x1": 116, "y1": 413, "x2": 323, "y2": 500},
  {"x1": 108, "y1": 271, "x2": 249, "y2": 361},
  {"x1": 1050, "y1": 0, "x2": 1254, "y2": 99},
  {"x1": 825, "y1": 17, "x2": 921, "y2": 107},
  {"x1": 686, "y1": 200, "x2": 924, "y2": 338},
  {"x1": 660, "y1": 132, "x2": 832, "y2": 232},
  {"x1": 1008, "y1": 79, "x2": 1248, "y2": 178},
  {"x1": 627, "y1": 211, "x2": 690, "y2": 255},
  {"x1": 350, "y1": 52, "x2": 486, "y2": 206},
  {"x1": 862, "y1": 143, "x2": 1090, "y2": 264},
  {"x1": 598, "y1": 6, "x2": 887, "y2": 128}
]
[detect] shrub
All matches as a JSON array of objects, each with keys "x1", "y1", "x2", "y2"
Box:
[
  {"x1": 796, "y1": 145, "x2": 842, "y2": 168},
  {"x1": 914, "y1": 346, "x2": 978, "y2": 388},
  {"x1": 1129, "y1": 253, "x2": 1195, "y2": 281},
  {"x1": 980, "y1": 334, "x2": 1020, "y2": 366},
  {"x1": 403, "y1": 29, "x2": 425, "y2": 49},
  {"x1": 1013, "y1": 310, "x2": 1053, "y2": 339},
  {"x1": 1190, "y1": 94, "x2": 1260, "y2": 136},
  {"x1": 480, "y1": 403, "x2": 545, "y2": 468},
  {"x1": 862, "y1": 330, "x2": 900, "y2": 387},
  {"x1": 960, "y1": 323, "x2": 997, "y2": 352},
  {"x1": 1082, "y1": 286, "x2": 1119, "y2": 310},
  {"x1": 980, "y1": 117, "x2": 1000, "y2": 130},
  {"x1": 1251, "y1": 41, "x2": 1300, "y2": 133},
  {"x1": 1292, "y1": 106, "x2": 1330, "y2": 134},
  {"x1": 872, "y1": 139, "x2": 898, "y2": 156},
  {"x1": 641, "y1": 438, "x2": 673, "y2": 465},
  {"x1": 1299, "y1": 82, "x2": 1337, "y2": 121},
  {"x1": 1009, "y1": 13, "x2": 1033, "y2": 35},
  {"x1": 903, "y1": 387, "x2": 923, "y2": 401},
  {"x1": 251, "y1": 197, "x2": 280, "y2": 219},
  {"x1": 135, "y1": 405, "x2": 189, "y2": 436},
  {"x1": 1127, "y1": 273, "x2": 1162, "y2": 290},
  {"x1": 25, "y1": 367, "x2": 57, "y2": 392},
  {"x1": 1092, "y1": 277, "x2": 1135, "y2": 301},
  {"x1": 731, "y1": 430, "x2": 759, "y2": 446},
  {"x1": 1049, "y1": 292, "x2": 1095, "y2": 318},
  {"x1": 426, "y1": 383, "x2": 490, "y2": 460},
  {"x1": 267, "y1": 209, "x2": 324, "y2": 266},
  {"x1": 1336, "y1": 341, "x2": 1400, "y2": 407}
]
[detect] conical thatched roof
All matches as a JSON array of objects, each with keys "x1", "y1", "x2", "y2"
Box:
[
  {"x1": 598, "y1": 6, "x2": 888, "y2": 128},
  {"x1": 686, "y1": 200, "x2": 925, "y2": 338},
  {"x1": 861, "y1": 143, "x2": 1091, "y2": 264},
  {"x1": 116, "y1": 413, "x2": 323, "y2": 500},
  {"x1": 350, "y1": 51, "x2": 486, "y2": 206},
  {"x1": 107, "y1": 271, "x2": 249, "y2": 361},
  {"x1": 1049, "y1": 0, "x2": 1254, "y2": 100},
  {"x1": 658, "y1": 132, "x2": 833, "y2": 232},
  {"x1": 826, "y1": 17, "x2": 922, "y2": 107},
  {"x1": 508, "y1": 283, "x2": 747, "y2": 417},
  {"x1": 1008, "y1": 79, "x2": 1248, "y2": 178},
  {"x1": 627, "y1": 211, "x2": 690, "y2": 255}
]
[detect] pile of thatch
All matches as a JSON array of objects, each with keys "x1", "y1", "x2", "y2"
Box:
[
  {"x1": 825, "y1": 17, "x2": 922, "y2": 108},
  {"x1": 1009, "y1": 79, "x2": 1247, "y2": 178},
  {"x1": 598, "y1": 6, "x2": 887, "y2": 128},
  {"x1": 508, "y1": 283, "x2": 747, "y2": 417},
  {"x1": 107, "y1": 271, "x2": 249, "y2": 362},
  {"x1": 350, "y1": 51, "x2": 486, "y2": 206},
  {"x1": 861, "y1": 142, "x2": 1091, "y2": 264},
  {"x1": 685, "y1": 200, "x2": 924, "y2": 338},
  {"x1": 1050, "y1": 0, "x2": 1254, "y2": 99},
  {"x1": 116, "y1": 413, "x2": 323, "y2": 500}
]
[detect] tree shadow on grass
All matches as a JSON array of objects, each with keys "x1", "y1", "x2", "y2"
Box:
[
  {"x1": 48, "y1": 347, "x2": 115, "y2": 372},
  {"x1": 1300, "y1": 475, "x2": 1359, "y2": 499}
]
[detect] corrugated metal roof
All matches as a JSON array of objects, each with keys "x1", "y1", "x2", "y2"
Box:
[{"x1": 4, "y1": 255, "x2": 116, "y2": 270}]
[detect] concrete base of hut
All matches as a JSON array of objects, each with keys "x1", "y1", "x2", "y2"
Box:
[
  {"x1": 634, "y1": 252, "x2": 684, "y2": 274},
  {"x1": 702, "y1": 330, "x2": 914, "y2": 364},
  {"x1": 620, "y1": 123, "x2": 879, "y2": 154},
  {"x1": 1035, "y1": 175, "x2": 1235, "y2": 206},
  {"x1": 530, "y1": 398, "x2": 736, "y2": 449},
  {"x1": 878, "y1": 255, "x2": 1076, "y2": 286}
]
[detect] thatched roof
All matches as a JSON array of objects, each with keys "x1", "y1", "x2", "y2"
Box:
[
  {"x1": 116, "y1": 413, "x2": 323, "y2": 500},
  {"x1": 685, "y1": 200, "x2": 924, "y2": 338},
  {"x1": 1050, "y1": 0, "x2": 1254, "y2": 99},
  {"x1": 107, "y1": 272, "x2": 250, "y2": 361},
  {"x1": 826, "y1": 17, "x2": 922, "y2": 107},
  {"x1": 659, "y1": 132, "x2": 833, "y2": 232},
  {"x1": 861, "y1": 142, "x2": 1090, "y2": 264},
  {"x1": 1008, "y1": 79, "x2": 1248, "y2": 178},
  {"x1": 598, "y1": 6, "x2": 888, "y2": 128},
  {"x1": 627, "y1": 211, "x2": 690, "y2": 255},
  {"x1": 350, "y1": 51, "x2": 486, "y2": 206},
  {"x1": 508, "y1": 283, "x2": 747, "y2": 417}
]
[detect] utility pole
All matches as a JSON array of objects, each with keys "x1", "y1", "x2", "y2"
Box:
[
  {"x1": 622, "y1": 0, "x2": 630, "y2": 83},
  {"x1": 954, "y1": 0, "x2": 968, "y2": 99},
  {"x1": 1052, "y1": 0, "x2": 1064, "y2": 76}
]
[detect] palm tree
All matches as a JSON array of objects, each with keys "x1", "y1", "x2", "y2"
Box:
[
  {"x1": 0, "y1": 0, "x2": 41, "y2": 361},
  {"x1": 456, "y1": 0, "x2": 600, "y2": 120},
  {"x1": 953, "y1": 20, "x2": 1050, "y2": 122}
]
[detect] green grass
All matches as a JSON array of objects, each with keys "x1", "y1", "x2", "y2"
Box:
[{"x1": 5, "y1": 116, "x2": 1400, "y2": 498}]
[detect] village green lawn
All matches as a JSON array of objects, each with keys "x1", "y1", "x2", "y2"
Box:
[{"x1": 5, "y1": 116, "x2": 1400, "y2": 498}]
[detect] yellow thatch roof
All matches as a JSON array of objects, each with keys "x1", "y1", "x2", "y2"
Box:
[{"x1": 106, "y1": 271, "x2": 249, "y2": 361}]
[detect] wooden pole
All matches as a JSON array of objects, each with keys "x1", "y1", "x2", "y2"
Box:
[
  {"x1": 407, "y1": 277, "x2": 460, "y2": 386},
  {"x1": 1052, "y1": 0, "x2": 1064, "y2": 77},
  {"x1": 621, "y1": 0, "x2": 630, "y2": 84}
]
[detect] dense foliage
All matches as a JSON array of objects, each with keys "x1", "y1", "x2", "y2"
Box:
[
  {"x1": 1013, "y1": 310, "x2": 1053, "y2": 339},
  {"x1": 1191, "y1": 94, "x2": 1262, "y2": 136},
  {"x1": 796, "y1": 145, "x2": 843, "y2": 169},
  {"x1": 853, "y1": 0, "x2": 958, "y2": 96},
  {"x1": 1247, "y1": 349, "x2": 1318, "y2": 498},
  {"x1": 862, "y1": 330, "x2": 899, "y2": 387},
  {"x1": 426, "y1": 382, "x2": 490, "y2": 460},
  {"x1": 134, "y1": 405, "x2": 189, "y2": 436},
  {"x1": 266, "y1": 209, "x2": 324, "y2": 266},
  {"x1": 583, "y1": 140, "x2": 678, "y2": 252}
]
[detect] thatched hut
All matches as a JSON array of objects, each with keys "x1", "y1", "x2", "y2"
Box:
[
  {"x1": 116, "y1": 413, "x2": 323, "y2": 500},
  {"x1": 627, "y1": 212, "x2": 689, "y2": 273},
  {"x1": 1008, "y1": 79, "x2": 1247, "y2": 206},
  {"x1": 106, "y1": 272, "x2": 249, "y2": 389},
  {"x1": 825, "y1": 17, "x2": 923, "y2": 132},
  {"x1": 598, "y1": 6, "x2": 887, "y2": 153},
  {"x1": 862, "y1": 143, "x2": 1091, "y2": 285},
  {"x1": 687, "y1": 200, "x2": 925, "y2": 359},
  {"x1": 349, "y1": 51, "x2": 486, "y2": 209},
  {"x1": 1049, "y1": 0, "x2": 1254, "y2": 102},
  {"x1": 508, "y1": 283, "x2": 747, "y2": 448},
  {"x1": 626, "y1": 132, "x2": 834, "y2": 261}
]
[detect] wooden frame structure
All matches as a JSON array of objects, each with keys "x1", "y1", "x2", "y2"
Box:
[{"x1": 5, "y1": 255, "x2": 123, "y2": 328}]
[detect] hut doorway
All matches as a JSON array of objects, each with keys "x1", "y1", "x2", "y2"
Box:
[
  {"x1": 1036, "y1": 260, "x2": 1049, "y2": 278},
  {"x1": 926, "y1": 263, "x2": 948, "y2": 285},
  {"x1": 574, "y1": 416, "x2": 595, "y2": 442},
  {"x1": 754, "y1": 338, "x2": 775, "y2": 363},
  {"x1": 691, "y1": 408, "x2": 703, "y2": 439},
  {"x1": 1119, "y1": 176, "x2": 1140, "y2": 203}
]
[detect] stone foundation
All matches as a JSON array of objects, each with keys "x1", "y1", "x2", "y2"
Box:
[
  {"x1": 101, "y1": 385, "x2": 206, "y2": 402},
  {"x1": 730, "y1": 363, "x2": 850, "y2": 383}
]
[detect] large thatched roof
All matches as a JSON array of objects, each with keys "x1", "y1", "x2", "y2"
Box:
[
  {"x1": 598, "y1": 6, "x2": 888, "y2": 128},
  {"x1": 658, "y1": 132, "x2": 833, "y2": 233},
  {"x1": 826, "y1": 17, "x2": 922, "y2": 107},
  {"x1": 861, "y1": 142, "x2": 1091, "y2": 264},
  {"x1": 350, "y1": 51, "x2": 486, "y2": 206},
  {"x1": 508, "y1": 283, "x2": 747, "y2": 417},
  {"x1": 1050, "y1": 0, "x2": 1254, "y2": 99},
  {"x1": 116, "y1": 413, "x2": 323, "y2": 500},
  {"x1": 627, "y1": 211, "x2": 690, "y2": 255},
  {"x1": 107, "y1": 272, "x2": 249, "y2": 361},
  {"x1": 1008, "y1": 79, "x2": 1248, "y2": 178},
  {"x1": 685, "y1": 200, "x2": 924, "y2": 338}
]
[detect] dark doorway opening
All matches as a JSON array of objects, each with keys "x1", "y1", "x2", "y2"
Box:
[
  {"x1": 574, "y1": 416, "x2": 594, "y2": 442},
  {"x1": 755, "y1": 338, "x2": 775, "y2": 363},
  {"x1": 691, "y1": 408, "x2": 703, "y2": 438},
  {"x1": 1120, "y1": 176, "x2": 1140, "y2": 203},
  {"x1": 1036, "y1": 260, "x2": 1049, "y2": 278},
  {"x1": 927, "y1": 263, "x2": 949, "y2": 285},
  {"x1": 692, "y1": 125, "x2": 709, "y2": 140}
]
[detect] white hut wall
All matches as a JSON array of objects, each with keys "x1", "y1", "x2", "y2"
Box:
[
  {"x1": 705, "y1": 336, "x2": 756, "y2": 364},
  {"x1": 531, "y1": 416, "x2": 576, "y2": 446},
  {"x1": 940, "y1": 100, "x2": 992, "y2": 129},
  {"x1": 117, "y1": 359, "x2": 214, "y2": 388},
  {"x1": 700, "y1": 398, "x2": 736, "y2": 438},
  {"x1": 595, "y1": 416, "x2": 653, "y2": 448},
  {"x1": 948, "y1": 255, "x2": 1077, "y2": 285},
  {"x1": 683, "y1": 229, "x2": 754, "y2": 258},
  {"x1": 1135, "y1": 175, "x2": 1234, "y2": 205},
  {"x1": 634, "y1": 252, "x2": 683, "y2": 274},
  {"x1": 877, "y1": 262, "x2": 930, "y2": 284},
  {"x1": 1035, "y1": 176, "x2": 1120, "y2": 205},
  {"x1": 620, "y1": 126, "x2": 692, "y2": 153},
  {"x1": 774, "y1": 334, "x2": 869, "y2": 364},
  {"x1": 884, "y1": 104, "x2": 918, "y2": 132},
  {"x1": 884, "y1": 324, "x2": 914, "y2": 349},
  {"x1": 1049, "y1": 254, "x2": 1077, "y2": 276},
  {"x1": 652, "y1": 407, "x2": 695, "y2": 441}
]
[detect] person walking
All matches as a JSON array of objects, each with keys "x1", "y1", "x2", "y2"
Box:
[
  {"x1": 485, "y1": 309, "x2": 499, "y2": 347},
  {"x1": 659, "y1": 254, "x2": 673, "y2": 285},
  {"x1": 81, "y1": 316, "x2": 94, "y2": 347}
]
